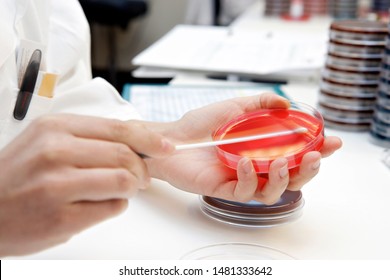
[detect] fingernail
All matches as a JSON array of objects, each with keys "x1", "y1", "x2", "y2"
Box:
[
  {"x1": 279, "y1": 164, "x2": 289, "y2": 178},
  {"x1": 242, "y1": 158, "x2": 253, "y2": 175},
  {"x1": 312, "y1": 160, "x2": 321, "y2": 170}
]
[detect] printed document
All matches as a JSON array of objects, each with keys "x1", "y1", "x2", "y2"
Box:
[{"x1": 132, "y1": 25, "x2": 327, "y2": 76}]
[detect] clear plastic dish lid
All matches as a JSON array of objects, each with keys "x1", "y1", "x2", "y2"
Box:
[{"x1": 181, "y1": 242, "x2": 295, "y2": 260}]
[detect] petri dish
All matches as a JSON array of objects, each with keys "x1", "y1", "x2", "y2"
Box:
[
  {"x1": 264, "y1": 0, "x2": 290, "y2": 16},
  {"x1": 371, "y1": 117, "x2": 390, "y2": 137},
  {"x1": 329, "y1": 20, "x2": 388, "y2": 45},
  {"x1": 373, "y1": 104, "x2": 390, "y2": 124},
  {"x1": 181, "y1": 242, "x2": 295, "y2": 260},
  {"x1": 200, "y1": 190, "x2": 304, "y2": 228},
  {"x1": 379, "y1": 76, "x2": 390, "y2": 95},
  {"x1": 318, "y1": 89, "x2": 376, "y2": 110},
  {"x1": 200, "y1": 103, "x2": 316, "y2": 228},
  {"x1": 322, "y1": 66, "x2": 380, "y2": 85},
  {"x1": 377, "y1": 91, "x2": 390, "y2": 109},
  {"x1": 212, "y1": 102, "x2": 324, "y2": 174},
  {"x1": 326, "y1": 53, "x2": 382, "y2": 71},
  {"x1": 381, "y1": 49, "x2": 390, "y2": 65},
  {"x1": 380, "y1": 68, "x2": 390, "y2": 80},
  {"x1": 369, "y1": 130, "x2": 390, "y2": 148},
  {"x1": 320, "y1": 78, "x2": 378, "y2": 97},
  {"x1": 322, "y1": 117, "x2": 371, "y2": 132},
  {"x1": 317, "y1": 102, "x2": 374, "y2": 123},
  {"x1": 328, "y1": 40, "x2": 385, "y2": 58}
]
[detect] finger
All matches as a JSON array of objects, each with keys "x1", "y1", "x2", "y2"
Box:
[
  {"x1": 39, "y1": 137, "x2": 148, "y2": 172},
  {"x1": 320, "y1": 136, "x2": 343, "y2": 158},
  {"x1": 34, "y1": 115, "x2": 175, "y2": 158},
  {"x1": 67, "y1": 199, "x2": 129, "y2": 233},
  {"x1": 287, "y1": 151, "x2": 321, "y2": 191},
  {"x1": 232, "y1": 157, "x2": 258, "y2": 202},
  {"x1": 259, "y1": 92, "x2": 290, "y2": 109},
  {"x1": 232, "y1": 93, "x2": 290, "y2": 114},
  {"x1": 254, "y1": 158, "x2": 289, "y2": 205},
  {"x1": 53, "y1": 168, "x2": 145, "y2": 202}
]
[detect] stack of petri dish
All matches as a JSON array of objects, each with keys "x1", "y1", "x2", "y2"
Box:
[
  {"x1": 328, "y1": 0, "x2": 359, "y2": 19},
  {"x1": 370, "y1": 23, "x2": 390, "y2": 147},
  {"x1": 200, "y1": 102, "x2": 324, "y2": 228},
  {"x1": 264, "y1": 0, "x2": 290, "y2": 17},
  {"x1": 319, "y1": 20, "x2": 388, "y2": 131},
  {"x1": 303, "y1": 0, "x2": 328, "y2": 16}
]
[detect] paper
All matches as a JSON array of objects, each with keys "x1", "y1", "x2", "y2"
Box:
[
  {"x1": 132, "y1": 25, "x2": 327, "y2": 76},
  {"x1": 124, "y1": 84, "x2": 285, "y2": 122}
]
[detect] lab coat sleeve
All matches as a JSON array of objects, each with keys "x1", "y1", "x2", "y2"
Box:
[
  {"x1": 0, "y1": 0, "x2": 142, "y2": 149},
  {"x1": 46, "y1": 0, "x2": 141, "y2": 122},
  {"x1": 51, "y1": 77, "x2": 142, "y2": 121}
]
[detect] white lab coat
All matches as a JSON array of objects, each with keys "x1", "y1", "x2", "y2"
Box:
[{"x1": 0, "y1": 0, "x2": 140, "y2": 148}]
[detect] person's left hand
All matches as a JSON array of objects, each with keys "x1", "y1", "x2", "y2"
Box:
[{"x1": 141, "y1": 93, "x2": 342, "y2": 205}]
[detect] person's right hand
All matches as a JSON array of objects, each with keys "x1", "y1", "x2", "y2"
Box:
[{"x1": 0, "y1": 114, "x2": 174, "y2": 257}]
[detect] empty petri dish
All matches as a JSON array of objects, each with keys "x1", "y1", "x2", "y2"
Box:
[
  {"x1": 181, "y1": 242, "x2": 295, "y2": 260},
  {"x1": 212, "y1": 102, "x2": 324, "y2": 174}
]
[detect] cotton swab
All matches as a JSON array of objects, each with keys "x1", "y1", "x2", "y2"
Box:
[{"x1": 175, "y1": 127, "x2": 308, "y2": 151}]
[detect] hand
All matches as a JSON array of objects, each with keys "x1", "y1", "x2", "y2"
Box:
[
  {"x1": 145, "y1": 93, "x2": 342, "y2": 204},
  {"x1": 0, "y1": 114, "x2": 173, "y2": 257}
]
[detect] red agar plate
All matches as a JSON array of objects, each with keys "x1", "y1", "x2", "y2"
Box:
[{"x1": 212, "y1": 102, "x2": 324, "y2": 174}]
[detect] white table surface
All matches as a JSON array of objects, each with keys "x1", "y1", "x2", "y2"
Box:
[
  {"x1": 9, "y1": 1, "x2": 390, "y2": 261},
  {"x1": 9, "y1": 76, "x2": 390, "y2": 260}
]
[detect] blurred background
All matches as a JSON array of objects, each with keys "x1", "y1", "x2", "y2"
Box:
[{"x1": 79, "y1": 0, "x2": 386, "y2": 91}]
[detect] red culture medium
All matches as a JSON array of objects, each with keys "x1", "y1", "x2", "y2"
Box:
[{"x1": 213, "y1": 103, "x2": 325, "y2": 173}]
